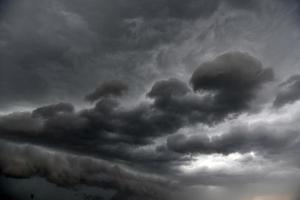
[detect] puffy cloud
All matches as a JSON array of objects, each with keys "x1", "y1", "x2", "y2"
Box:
[
  {"x1": 0, "y1": 52, "x2": 275, "y2": 173},
  {"x1": 1, "y1": 0, "x2": 300, "y2": 199},
  {"x1": 190, "y1": 52, "x2": 274, "y2": 114},
  {"x1": 0, "y1": 0, "x2": 265, "y2": 109}
]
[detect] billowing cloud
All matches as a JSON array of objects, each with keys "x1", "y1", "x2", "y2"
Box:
[
  {"x1": 0, "y1": 140, "x2": 173, "y2": 200},
  {"x1": 0, "y1": 53, "x2": 273, "y2": 163},
  {"x1": 0, "y1": 0, "x2": 263, "y2": 109},
  {"x1": 0, "y1": 52, "x2": 278, "y2": 182},
  {"x1": 1, "y1": 0, "x2": 300, "y2": 199},
  {"x1": 190, "y1": 52, "x2": 274, "y2": 114}
]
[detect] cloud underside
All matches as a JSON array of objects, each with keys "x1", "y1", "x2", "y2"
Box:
[
  {"x1": 2, "y1": 51, "x2": 296, "y2": 188},
  {"x1": 1, "y1": 50, "x2": 300, "y2": 199},
  {"x1": 0, "y1": 140, "x2": 172, "y2": 200},
  {"x1": 0, "y1": 51, "x2": 274, "y2": 157},
  {"x1": 1, "y1": 0, "x2": 300, "y2": 199}
]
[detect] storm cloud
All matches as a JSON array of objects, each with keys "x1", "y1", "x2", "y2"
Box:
[
  {"x1": 1, "y1": 0, "x2": 300, "y2": 199},
  {"x1": 0, "y1": 0, "x2": 263, "y2": 109},
  {"x1": 190, "y1": 51, "x2": 274, "y2": 114},
  {"x1": 166, "y1": 125, "x2": 299, "y2": 155},
  {"x1": 0, "y1": 52, "x2": 274, "y2": 162},
  {"x1": 0, "y1": 140, "x2": 173, "y2": 200}
]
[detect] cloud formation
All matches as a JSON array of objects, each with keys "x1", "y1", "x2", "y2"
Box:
[
  {"x1": 1, "y1": 0, "x2": 300, "y2": 199},
  {"x1": 0, "y1": 140, "x2": 173, "y2": 200},
  {"x1": 190, "y1": 52, "x2": 274, "y2": 115},
  {"x1": 0, "y1": 52, "x2": 274, "y2": 161}
]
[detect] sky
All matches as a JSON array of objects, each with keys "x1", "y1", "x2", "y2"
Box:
[{"x1": 1, "y1": 0, "x2": 300, "y2": 199}]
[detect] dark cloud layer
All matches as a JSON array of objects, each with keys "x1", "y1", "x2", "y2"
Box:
[
  {"x1": 1, "y1": 0, "x2": 300, "y2": 199},
  {"x1": 167, "y1": 126, "x2": 299, "y2": 155},
  {"x1": 0, "y1": 140, "x2": 173, "y2": 200},
  {"x1": 0, "y1": 52, "x2": 274, "y2": 176},
  {"x1": 0, "y1": 0, "x2": 262, "y2": 109},
  {"x1": 1, "y1": 53, "x2": 271, "y2": 136}
]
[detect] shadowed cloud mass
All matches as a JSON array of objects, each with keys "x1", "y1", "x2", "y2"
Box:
[{"x1": 1, "y1": 0, "x2": 300, "y2": 199}]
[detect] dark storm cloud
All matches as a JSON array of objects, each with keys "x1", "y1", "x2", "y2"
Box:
[
  {"x1": 1, "y1": 0, "x2": 300, "y2": 199},
  {"x1": 0, "y1": 140, "x2": 173, "y2": 200},
  {"x1": 0, "y1": 100, "x2": 185, "y2": 170},
  {"x1": 148, "y1": 52, "x2": 274, "y2": 127},
  {"x1": 0, "y1": 112, "x2": 42, "y2": 133},
  {"x1": 167, "y1": 125, "x2": 299, "y2": 155},
  {"x1": 190, "y1": 52, "x2": 274, "y2": 115},
  {"x1": 0, "y1": 51, "x2": 273, "y2": 172},
  {"x1": 85, "y1": 81, "x2": 128, "y2": 102},
  {"x1": 0, "y1": 0, "x2": 262, "y2": 108},
  {"x1": 273, "y1": 75, "x2": 300, "y2": 107}
]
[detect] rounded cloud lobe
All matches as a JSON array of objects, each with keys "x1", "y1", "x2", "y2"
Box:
[
  {"x1": 0, "y1": 49, "x2": 297, "y2": 199},
  {"x1": 190, "y1": 52, "x2": 274, "y2": 114},
  {"x1": 0, "y1": 51, "x2": 277, "y2": 188}
]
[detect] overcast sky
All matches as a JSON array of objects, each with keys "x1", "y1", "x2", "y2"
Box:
[{"x1": 1, "y1": 0, "x2": 300, "y2": 199}]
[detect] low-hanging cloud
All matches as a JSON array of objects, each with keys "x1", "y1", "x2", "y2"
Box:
[
  {"x1": 0, "y1": 140, "x2": 174, "y2": 200},
  {"x1": 0, "y1": 52, "x2": 276, "y2": 174}
]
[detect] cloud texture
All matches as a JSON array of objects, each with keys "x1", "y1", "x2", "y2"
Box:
[{"x1": 1, "y1": 0, "x2": 300, "y2": 199}]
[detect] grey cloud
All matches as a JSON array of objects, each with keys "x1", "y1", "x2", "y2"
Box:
[
  {"x1": 43, "y1": 112, "x2": 88, "y2": 136},
  {"x1": 0, "y1": 52, "x2": 273, "y2": 172},
  {"x1": 1, "y1": 0, "x2": 300, "y2": 199},
  {"x1": 190, "y1": 52, "x2": 274, "y2": 115},
  {"x1": 148, "y1": 78, "x2": 190, "y2": 99},
  {"x1": 274, "y1": 75, "x2": 300, "y2": 107},
  {"x1": 32, "y1": 102, "x2": 74, "y2": 118},
  {"x1": 0, "y1": 99, "x2": 183, "y2": 168},
  {"x1": 0, "y1": 112, "x2": 42, "y2": 134},
  {"x1": 0, "y1": 0, "x2": 262, "y2": 109},
  {"x1": 85, "y1": 81, "x2": 128, "y2": 102},
  {"x1": 0, "y1": 140, "x2": 173, "y2": 200},
  {"x1": 167, "y1": 125, "x2": 299, "y2": 155}
]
